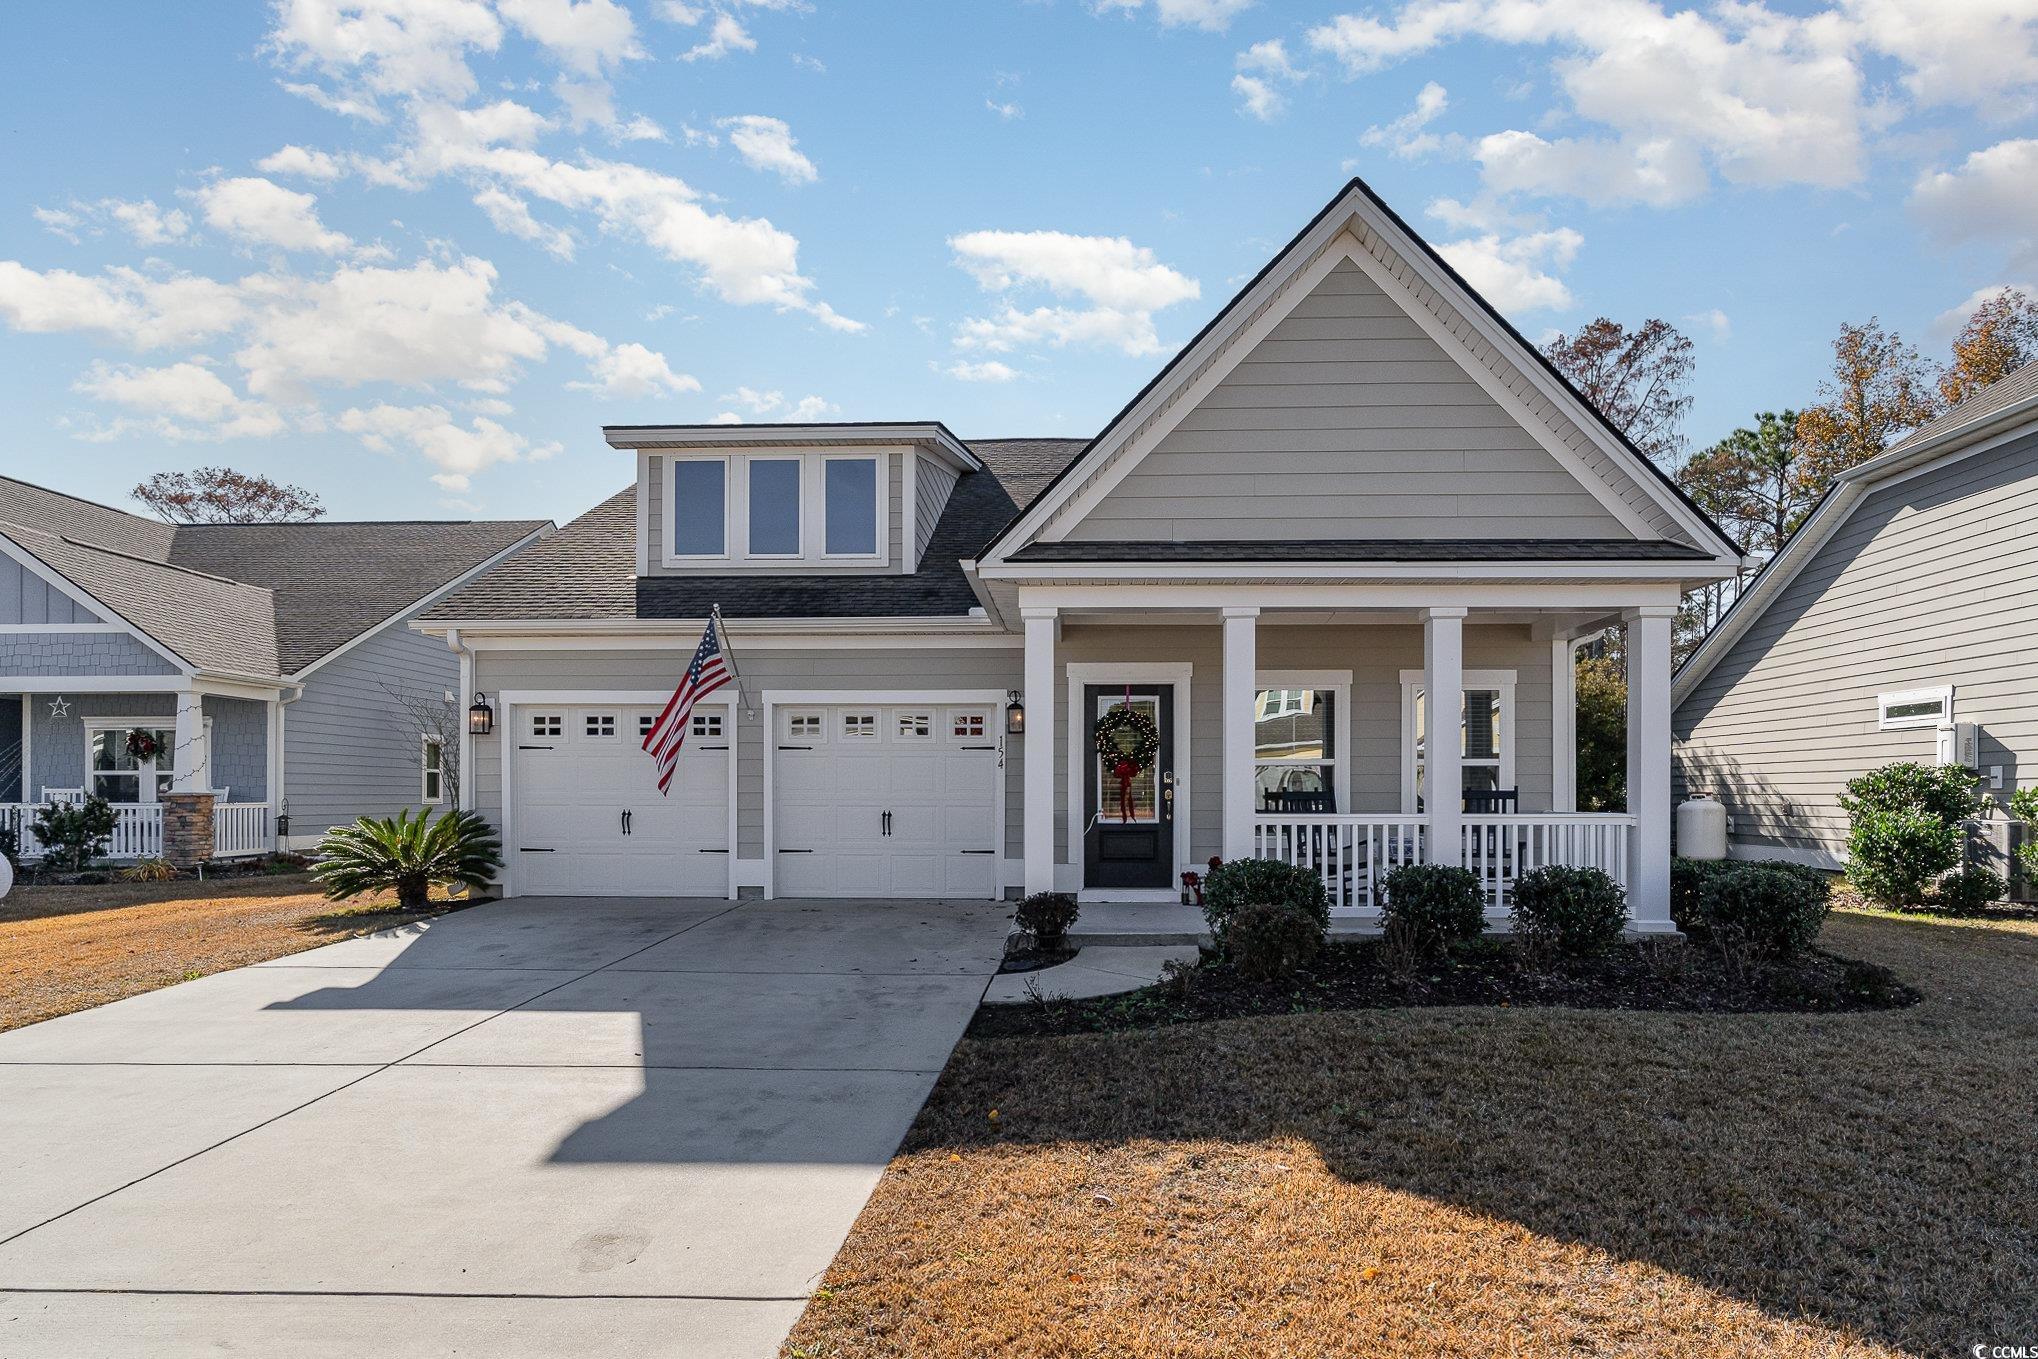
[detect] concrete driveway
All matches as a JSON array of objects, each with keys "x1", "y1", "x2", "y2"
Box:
[{"x1": 0, "y1": 896, "x2": 1009, "y2": 1358}]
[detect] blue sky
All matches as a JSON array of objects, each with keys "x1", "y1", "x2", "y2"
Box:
[{"x1": 2, "y1": 0, "x2": 2034, "y2": 525}]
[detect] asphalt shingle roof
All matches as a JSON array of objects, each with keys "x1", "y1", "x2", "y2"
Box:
[
  {"x1": 1885, "y1": 357, "x2": 2038, "y2": 455},
  {"x1": 0, "y1": 475, "x2": 546, "y2": 676},
  {"x1": 1010, "y1": 539, "x2": 1712, "y2": 563}
]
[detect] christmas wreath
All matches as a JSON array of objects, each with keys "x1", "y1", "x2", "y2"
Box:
[
  {"x1": 125, "y1": 729, "x2": 162, "y2": 763},
  {"x1": 1093, "y1": 703, "x2": 1161, "y2": 822}
]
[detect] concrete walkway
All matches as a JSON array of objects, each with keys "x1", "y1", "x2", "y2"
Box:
[
  {"x1": 0, "y1": 896, "x2": 1010, "y2": 1358},
  {"x1": 983, "y1": 945, "x2": 1201, "y2": 1004}
]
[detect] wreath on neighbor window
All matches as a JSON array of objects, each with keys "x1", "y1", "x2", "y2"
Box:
[
  {"x1": 1093, "y1": 703, "x2": 1161, "y2": 822},
  {"x1": 124, "y1": 729, "x2": 162, "y2": 763}
]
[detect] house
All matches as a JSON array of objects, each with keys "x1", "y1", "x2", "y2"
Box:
[
  {"x1": 0, "y1": 476, "x2": 549, "y2": 863},
  {"x1": 1674, "y1": 360, "x2": 2038, "y2": 869},
  {"x1": 417, "y1": 178, "x2": 1741, "y2": 927}
]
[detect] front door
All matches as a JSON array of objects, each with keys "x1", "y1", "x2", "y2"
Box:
[{"x1": 1083, "y1": 685, "x2": 1175, "y2": 890}]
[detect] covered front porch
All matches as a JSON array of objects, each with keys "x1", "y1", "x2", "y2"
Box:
[
  {"x1": 1016, "y1": 587, "x2": 1677, "y2": 931},
  {"x1": 2, "y1": 683, "x2": 279, "y2": 863}
]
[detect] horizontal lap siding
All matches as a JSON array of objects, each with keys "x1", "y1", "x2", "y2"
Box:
[
  {"x1": 0, "y1": 558, "x2": 101, "y2": 624},
  {"x1": 285, "y1": 622, "x2": 457, "y2": 835},
  {"x1": 1675, "y1": 430, "x2": 2038, "y2": 857},
  {"x1": 1065, "y1": 259, "x2": 1631, "y2": 543}
]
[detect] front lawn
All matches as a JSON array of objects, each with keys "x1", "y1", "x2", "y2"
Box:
[
  {"x1": 786, "y1": 909, "x2": 2038, "y2": 1357},
  {"x1": 0, "y1": 872, "x2": 466, "y2": 1031}
]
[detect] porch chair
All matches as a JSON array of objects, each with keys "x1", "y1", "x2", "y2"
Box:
[
  {"x1": 1462, "y1": 787, "x2": 1519, "y2": 814},
  {"x1": 1461, "y1": 787, "x2": 1522, "y2": 905},
  {"x1": 41, "y1": 787, "x2": 85, "y2": 806}
]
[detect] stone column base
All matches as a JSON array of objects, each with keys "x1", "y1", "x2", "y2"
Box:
[{"x1": 161, "y1": 792, "x2": 215, "y2": 869}]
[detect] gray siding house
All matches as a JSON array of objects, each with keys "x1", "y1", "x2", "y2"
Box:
[
  {"x1": 1674, "y1": 362, "x2": 2038, "y2": 867},
  {"x1": 416, "y1": 179, "x2": 1740, "y2": 929},
  {"x1": 0, "y1": 477, "x2": 547, "y2": 860}
]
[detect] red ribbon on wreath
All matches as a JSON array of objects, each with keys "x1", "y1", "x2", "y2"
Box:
[{"x1": 1112, "y1": 757, "x2": 1139, "y2": 822}]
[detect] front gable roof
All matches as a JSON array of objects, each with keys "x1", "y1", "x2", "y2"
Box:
[{"x1": 978, "y1": 177, "x2": 1739, "y2": 571}]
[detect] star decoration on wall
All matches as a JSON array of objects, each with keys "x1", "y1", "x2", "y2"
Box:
[{"x1": 46, "y1": 696, "x2": 69, "y2": 719}]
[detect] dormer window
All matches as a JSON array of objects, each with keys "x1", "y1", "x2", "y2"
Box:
[{"x1": 664, "y1": 450, "x2": 886, "y2": 567}]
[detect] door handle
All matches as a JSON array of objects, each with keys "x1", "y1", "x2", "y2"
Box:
[{"x1": 881, "y1": 810, "x2": 892, "y2": 836}]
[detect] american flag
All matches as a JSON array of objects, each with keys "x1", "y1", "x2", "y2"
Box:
[{"x1": 643, "y1": 612, "x2": 732, "y2": 794}]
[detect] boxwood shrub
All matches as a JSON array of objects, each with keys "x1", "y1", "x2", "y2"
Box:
[
  {"x1": 1014, "y1": 891, "x2": 1080, "y2": 947},
  {"x1": 1379, "y1": 863, "x2": 1485, "y2": 956},
  {"x1": 1224, "y1": 900, "x2": 1324, "y2": 982},
  {"x1": 1693, "y1": 863, "x2": 1831, "y2": 958},
  {"x1": 1839, "y1": 762, "x2": 1980, "y2": 906},
  {"x1": 1508, "y1": 864, "x2": 1628, "y2": 956},
  {"x1": 1934, "y1": 865, "x2": 2004, "y2": 917},
  {"x1": 1201, "y1": 857, "x2": 1330, "y2": 943}
]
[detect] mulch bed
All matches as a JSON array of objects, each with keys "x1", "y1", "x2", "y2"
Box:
[
  {"x1": 996, "y1": 944, "x2": 1080, "y2": 975},
  {"x1": 969, "y1": 936, "x2": 1919, "y2": 1039}
]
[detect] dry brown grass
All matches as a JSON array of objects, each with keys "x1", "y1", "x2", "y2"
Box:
[
  {"x1": 786, "y1": 910, "x2": 2038, "y2": 1358},
  {"x1": 0, "y1": 872, "x2": 462, "y2": 1031}
]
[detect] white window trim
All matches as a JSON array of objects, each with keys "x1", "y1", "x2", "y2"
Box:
[
  {"x1": 81, "y1": 715, "x2": 215, "y2": 804},
  {"x1": 1255, "y1": 670, "x2": 1351, "y2": 815},
  {"x1": 421, "y1": 736, "x2": 445, "y2": 806},
  {"x1": 662, "y1": 453, "x2": 733, "y2": 564},
  {"x1": 1878, "y1": 684, "x2": 1952, "y2": 731},
  {"x1": 819, "y1": 452, "x2": 886, "y2": 563},
  {"x1": 663, "y1": 450, "x2": 889, "y2": 567},
  {"x1": 1398, "y1": 669, "x2": 1516, "y2": 815}
]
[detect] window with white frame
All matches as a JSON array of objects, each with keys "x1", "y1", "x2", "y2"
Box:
[
  {"x1": 1401, "y1": 670, "x2": 1515, "y2": 812},
  {"x1": 665, "y1": 451, "x2": 885, "y2": 566},
  {"x1": 1253, "y1": 686, "x2": 1340, "y2": 812},
  {"x1": 951, "y1": 710, "x2": 987, "y2": 739},
  {"x1": 894, "y1": 710, "x2": 932, "y2": 740},
  {"x1": 841, "y1": 711, "x2": 878, "y2": 740},
  {"x1": 638, "y1": 714, "x2": 659, "y2": 741},
  {"x1": 690, "y1": 712, "x2": 723, "y2": 739},
  {"x1": 421, "y1": 737, "x2": 444, "y2": 805},
  {"x1": 83, "y1": 718, "x2": 211, "y2": 803},
  {"x1": 786, "y1": 711, "x2": 823, "y2": 741},
  {"x1": 1878, "y1": 685, "x2": 1951, "y2": 730},
  {"x1": 531, "y1": 713, "x2": 562, "y2": 737},
  {"x1": 584, "y1": 713, "x2": 617, "y2": 739}
]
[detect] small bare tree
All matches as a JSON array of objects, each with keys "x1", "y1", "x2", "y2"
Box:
[
  {"x1": 381, "y1": 682, "x2": 462, "y2": 809},
  {"x1": 134, "y1": 467, "x2": 325, "y2": 524}
]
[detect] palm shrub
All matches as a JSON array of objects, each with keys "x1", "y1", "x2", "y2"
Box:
[
  {"x1": 312, "y1": 809, "x2": 502, "y2": 911},
  {"x1": 1379, "y1": 863, "x2": 1484, "y2": 957},
  {"x1": 1201, "y1": 857, "x2": 1330, "y2": 943},
  {"x1": 1839, "y1": 762, "x2": 1980, "y2": 906},
  {"x1": 1508, "y1": 864, "x2": 1628, "y2": 956},
  {"x1": 31, "y1": 795, "x2": 118, "y2": 872}
]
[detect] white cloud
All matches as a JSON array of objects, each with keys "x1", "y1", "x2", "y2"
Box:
[
  {"x1": 1933, "y1": 282, "x2": 2038, "y2": 337},
  {"x1": 1911, "y1": 138, "x2": 2038, "y2": 272},
  {"x1": 265, "y1": 0, "x2": 503, "y2": 107},
  {"x1": 1095, "y1": 0, "x2": 1256, "y2": 32},
  {"x1": 258, "y1": 145, "x2": 346, "y2": 181},
  {"x1": 656, "y1": 0, "x2": 702, "y2": 20},
  {"x1": 1473, "y1": 130, "x2": 1707, "y2": 207},
  {"x1": 1231, "y1": 74, "x2": 1285, "y2": 122},
  {"x1": 1436, "y1": 227, "x2": 1583, "y2": 313},
  {"x1": 72, "y1": 360, "x2": 288, "y2": 442},
  {"x1": 277, "y1": 79, "x2": 389, "y2": 122},
  {"x1": 943, "y1": 359, "x2": 1019, "y2": 382},
  {"x1": 1360, "y1": 80, "x2": 1452, "y2": 158},
  {"x1": 715, "y1": 386, "x2": 835, "y2": 420},
  {"x1": 0, "y1": 262, "x2": 247, "y2": 349},
  {"x1": 570, "y1": 340, "x2": 699, "y2": 396},
  {"x1": 949, "y1": 228, "x2": 1200, "y2": 356},
  {"x1": 1685, "y1": 307, "x2": 1732, "y2": 342},
  {"x1": 33, "y1": 198, "x2": 192, "y2": 247},
  {"x1": 1846, "y1": 0, "x2": 2038, "y2": 116},
  {"x1": 1236, "y1": 36, "x2": 1299, "y2": 77},
  {"x1": 1231, "y1": 38, "x2": 1305, "y2": 120},
  {"x1": 718, "y1": 114, "x2": 817, "y2": 184},
  {"x1": 473, "y1": 187, "x2": 576, "y2": 259},
  {"x1": 338, "y1": 401, "x2": 559, "y2": 489},
  {"x1": 194, "y1": 176, "x2": 359, "y2": 255},
  {"x1": 682, "y1": 14, "x2": 755, "y2": 60},
  {"x1": 497, "y1": 0, "x2": 642, "y2": 74},
  {"x1": 33, "y1": 207, "x2": 83, "y2": 243},
  {"x1": 986, "y1": 97, "x2": 1023, "y2": 120}
]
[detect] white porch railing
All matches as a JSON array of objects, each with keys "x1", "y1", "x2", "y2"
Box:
[
  {"x1": 1462, "y1": 814, "x2": 1636, "y2": 913},
  {"x1": 1, "y1": 802, "x2": 164, "y2": 861},
  {"x1": 1251, "y1": 815, "x2": 1426, "y2": 915},
  {"x1": 213, "y1": 802, "x2": 273, "y2": 859}
]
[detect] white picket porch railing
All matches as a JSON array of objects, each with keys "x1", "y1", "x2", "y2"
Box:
[
  {"x1": 1, "y1": 802, "x2": 164, "y2": 861},
  {"x1": 1251, "y1": 815, "x2": 1427, "y2": 915},
  {"x1": 212, "y1": 802, "x2": 273, "y2": 859},
  {"x1": 1461, "y1": 814, "x2": 1636, "y2": 913}
]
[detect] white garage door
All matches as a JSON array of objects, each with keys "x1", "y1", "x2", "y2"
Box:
[
  {"x1": 774, "y1": 702, "x2": 1002, "y2": 899},
  {"x1": 512, "y1": 703, "x2": 731, "y2": 897}
]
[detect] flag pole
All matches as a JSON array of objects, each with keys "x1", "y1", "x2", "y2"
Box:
[{"x1": 712, "y1": 604, "x2": 756, "y2": 718}]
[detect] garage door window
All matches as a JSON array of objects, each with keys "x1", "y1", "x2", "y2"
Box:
[
  {"x1": 894, "y1": 711, "x2": 933, "y2": 741},
  {"x1": 786, "y1": 711, "x2": 824, "y2": 741},
  {"x1": 951, "y1": 710, "x2": 987, "y2": 739},
  {"x1": 585, "y1": 714, "x2": 617, "y2": 739},
  {"x1": 691, "y1": 712, "x2": 723, "y2": 739},
  {"x1": 531, "y1": 713, "x2": 562, "y2": 737},
  {"x1": 841, "y1": 712, "x2": 878, "y2": 740}
]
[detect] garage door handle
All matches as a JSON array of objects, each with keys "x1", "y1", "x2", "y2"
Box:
[
  {"x1": 778, "y1": 848, "x2": 813, "y2": 854},
  {"x1": 777, "y1": 744, "x2": 812, "y2": 751},
  {"x1": 959, "y1": 849, "x2": 995, "y2": 855},
  {"x1": 519, "y1": 744, "x2": 555, "y2": 751},
  {"x1": 960, "y1": 744, "x2": 998, "y2": 750},
  {"x1": 700, "y1": 744, "x2": 729, "y2": 750},
  {"x1": 698, "y1": 848, "x2": 729, "y2": 854},
  {"x1": 519, "y1": 847, "x2": 556, "y2": 853}
]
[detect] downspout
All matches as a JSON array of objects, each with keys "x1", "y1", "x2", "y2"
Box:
[
  {"x1": 447, "y1": 627, "x2": 475, "y2": 813},
  {"x1": 273, "y1": 684, "x2": 303, "y2": 850}
]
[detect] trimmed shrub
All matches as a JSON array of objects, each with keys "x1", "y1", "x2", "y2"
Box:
[
  {"x1": 1840, "y1": 762, "x2": 1981, "y2": 906},
  {"x1": 1380, "y1": 863, "x2": 1485, "y2": 956},
  {"x1": 2010, "y1": 786, "x2": 2038, "y2": 889},
  {"x1": 1669, "y1": 857, "x2": 1728, "y2": 935},
  {"x1": 1015, "y1": 891, "x2": 1079, "y2": 946},
  {"x1": 1508, "y1": 864, "x2": 1628, "y2": 956},
  {"x1": 1201, "y1": 857, "x2": 1330, "y2": 942},
  {"x1": 1224, "y1": 900, "x2": 1324, "y2": 982},
  {"x1": 30, "y1": 796, "x2": 118, "y2": 873},
  {"x1": 1934, "y1": 865, "x2": 2004, "y2": 917},
  {"x1": 1695, "y1": 864, "x2": 1830, "y2": 958}
]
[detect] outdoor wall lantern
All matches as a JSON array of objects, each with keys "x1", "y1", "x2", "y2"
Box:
[
  {"x1": 468, "y1": 692, "x2": 495, "y2": 736},
  {"x1": 1005, "y1": 690, "x2": 1025, "y2": 736}
]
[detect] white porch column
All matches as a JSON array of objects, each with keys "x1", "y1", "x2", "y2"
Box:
[
  {"x1": 1625, "y1": 606, "x2": 1676, "y2": 931},
  {"x1": 170, "y1": 688, "x2": 207, "y2": 793},
  {"x1": 1221, "y1": 607, "x2": 1259, "y2": 861},
  {"x1": 1021, "y1": 606, "x2": 1058, "y2": 896},
  {"x1": 1424, "y1": 608, "x2": 1466, "y2": 867},
  {"x1": 1550, "y1": 637, "x2": 1578, "y2": 813}
]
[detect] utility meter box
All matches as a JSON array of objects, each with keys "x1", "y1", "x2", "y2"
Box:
[{"x1": 1936, "y1": 722, "x2": 1979, "y2": 769}]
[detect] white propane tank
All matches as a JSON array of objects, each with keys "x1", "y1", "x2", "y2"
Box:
[
  {"x1": 0, "y1": 852, "x2": 11, "y2": 901},
  {"x1": 1676, "y1": 796, "x2": 1729, "y2": 861}
]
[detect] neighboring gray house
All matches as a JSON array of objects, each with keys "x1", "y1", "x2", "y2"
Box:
[
  {"x1": 415, "y1": 178, "x2": 1740, "y2": 929},
  {"x1": 1674, "y1": 361, "x2": 2038, "y2": 868},
  {"x1": 0, "y1": 476, "x2": 548, "y2": 859}
]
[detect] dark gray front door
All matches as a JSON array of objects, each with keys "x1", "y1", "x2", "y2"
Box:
[{"x1": 1082, "y1": 686, "x2": 1175, "y2": 890}]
